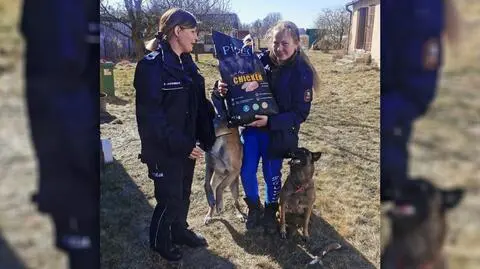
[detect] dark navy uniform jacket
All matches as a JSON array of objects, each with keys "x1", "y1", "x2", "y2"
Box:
[
  {"x1": 134, "y1": 41, "x2": 216, "y2": 165},
  {"x1": 382, "y1": 0, "x2": 444, "y2": 131},
  {"x1": 258, "y1": 51, "x2": 314, "y2": 157}
]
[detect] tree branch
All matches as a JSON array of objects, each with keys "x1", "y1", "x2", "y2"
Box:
[
  {"x1": 102, "y1": 22, "x2": 132, "y2": 39},
  {"x1": 101, "y1": 3, "x2": 133, "y2": 31}
]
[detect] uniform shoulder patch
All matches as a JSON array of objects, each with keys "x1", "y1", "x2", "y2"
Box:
[
  {"x1": 304, "y1": 88, "x2": 312, "y2": 102},
  {"x1": 144, "y1": 51, "x2": 160, "y2": 60}
]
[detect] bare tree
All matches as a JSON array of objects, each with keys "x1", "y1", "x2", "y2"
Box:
[
  {"x1": 196, "y1": 13, "x2": 239, "y2": 35},
  {"x1": 250, "y1": 19, "x2": 262, "y2": 37},
  {"x1": 100, "y1": 1, "x2": 132, "y2": 40},
  {"x1": 101, "y1": 0, "x2": 149, "y2": 59},
  {"x1": 261, "y1": 12, "x2": 282, "y2": 38},
  {"x1": 239, "y1": 22, "x2": 250, "y2": 30},
  {"x1": 314, "y1": 7, "x2": 349, "y2": 50},
  {"x1": 239, "y1": 13, "x2": 281, "y2": 49},
  {"x1": 101, "y1": 0, "x2": 231, "y2": 60}
]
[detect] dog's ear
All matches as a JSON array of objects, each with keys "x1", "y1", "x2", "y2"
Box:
[
  {"x1": 311, "y1": 152, "x2": 322, "y2": 162},
  {"x1": 442, "y1": 188, "x2": 464, "y2": 211}
]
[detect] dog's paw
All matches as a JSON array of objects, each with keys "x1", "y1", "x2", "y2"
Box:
[
  {"x1": 301, "y1": 235, "x2": 310, "y2": 243},
  {"x1": 215, "y1": 206, "x2": 224, "y2": 214},
  {"x1": 166, "y1": 259, "x2": 183, "y2": 269}
]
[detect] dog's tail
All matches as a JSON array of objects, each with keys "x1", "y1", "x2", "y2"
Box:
[{"x1": 204, "y1": 153, "x2": 216, "y2": 208}]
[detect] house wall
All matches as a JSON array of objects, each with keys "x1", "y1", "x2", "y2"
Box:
[
  {"x1": 348, "y1": 7, "x2": 358, "y2": 53},
  {"x1": 370, "y1": 4, "x2": 380, "y2": 66},
  {"x1": 348, "y1": 0, "x2": 380, "y2": 66}
]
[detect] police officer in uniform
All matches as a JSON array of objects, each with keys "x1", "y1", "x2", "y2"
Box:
[
  {"x1": 381, "y1": 0, "x2": 458, "y2": 201},
  {"x1": 134, "y1": 8, "x2": 216, "y2": 262},
  {"x1": 21, "y1": 0, "x2": 100, "y2": 268}
]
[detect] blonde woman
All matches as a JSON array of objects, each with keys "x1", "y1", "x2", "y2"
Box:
[{"x1": 215, "y1": 21, "x2": 320, "y2": 234}]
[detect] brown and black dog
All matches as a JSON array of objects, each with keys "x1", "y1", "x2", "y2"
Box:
[
  {"x1": 204, "y1": 121, "x2": 245, "y2": 224},
  {"x1": 279, "y1": 147, "x2": 322, "y2": 240},
  {"x1": 382, "y1": 178, "x2": 464, "y2": 269}
]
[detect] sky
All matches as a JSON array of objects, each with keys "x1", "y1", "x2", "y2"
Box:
[
  {"x1": 105, "y1": 0, "x2": 348, "y2": 29},
  {"x1": 229, "y1": 0, "x2": 348, "y2": 29}
]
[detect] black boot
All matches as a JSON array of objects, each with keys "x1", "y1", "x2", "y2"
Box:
[
  {"x1": 244, "y1": 197, "x2": 263, "y2": 230},
  {"x1": 172, "y1": 226, "x2": 208, "y2": 248},
  {"x1": 150, "y1": 226, "x2": 182, "y2": 261},
  {"x1": 263, "y1": 202, "x2": 279, "y2": 235},
  {"x1": 150, "y1": 206, "x2": 182, "y2": 261}
]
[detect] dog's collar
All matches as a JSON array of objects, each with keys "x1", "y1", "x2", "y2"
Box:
[
  {"x1": 295, "y1": 186, "x2": 305, "y2": 193},
  {"x1": 419, "y1": 262, "x2": 435, "y2": 269},
  {"x1": 294, "y1": 182, "x2": 310, "y2": 193},
  {"x1": 215, "y1": 131, "x2": 232, "y2": 138},
  {"x1": 396, "y1": 254, "x2": 437, "y2": 269},
  {"x1": 215, "y1": 128, "x2": 232, "y2": 137}
]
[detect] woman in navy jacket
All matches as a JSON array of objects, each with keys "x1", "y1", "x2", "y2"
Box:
[
  {"x1": 134, "y1": 8, "x2": 216, "y2": 261},
  {"x1": 216, "y1": 21, "x2": 320, "y2": 234}
]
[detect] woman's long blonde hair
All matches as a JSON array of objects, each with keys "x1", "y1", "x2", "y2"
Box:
[
  {"x1": 444, "y1": 0, "x2": 460, "y2": 46},
  {"x1": 265, "y1": 21, "x2": 320, "y2": 93},
  {"x1": 145, "y1": 8, "x2": 197, "y2": 51}
]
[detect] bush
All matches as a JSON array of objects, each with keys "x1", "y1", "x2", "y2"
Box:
[{"x1": 312, "y1": 39, "x2": 333, "y2": 53}]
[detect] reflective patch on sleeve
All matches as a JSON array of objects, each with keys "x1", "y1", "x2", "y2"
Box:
[{"x1": 60, "y1": 235, "x2": 92, "y2": 250}]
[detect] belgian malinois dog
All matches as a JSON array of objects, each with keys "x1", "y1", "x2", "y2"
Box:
[
  {"x1": 204, "y1": 121, "x2": 245, "y2": 224},
  {"x1": 279, "y1": 148, "x2": 322, "y2": 240},
  {"x1": 381, "y1": 178, "x2": 464, "y2": 269}
]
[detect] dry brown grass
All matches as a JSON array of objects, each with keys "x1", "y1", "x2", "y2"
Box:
[{"x1": 100, "y1": 49, "x2": 380, "y2": 268}]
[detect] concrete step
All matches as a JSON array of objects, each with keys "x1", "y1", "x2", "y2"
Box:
[
  {"x1": 336, "y1": 58, "x2": 355, "y2": 65},
  {"x1": 342, "y1": 54, "x2": 355, "y2": 61}
]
